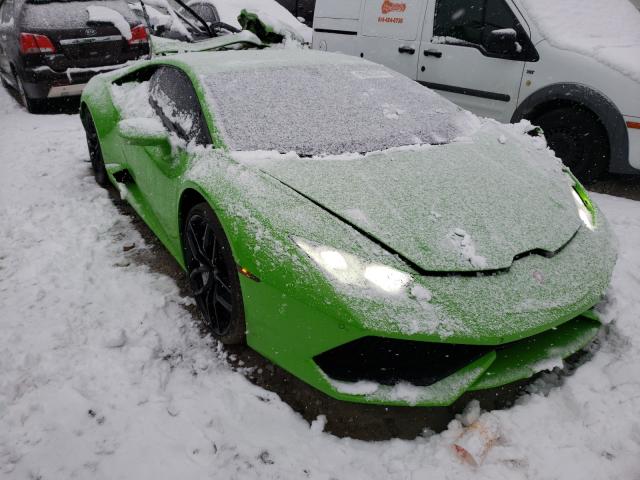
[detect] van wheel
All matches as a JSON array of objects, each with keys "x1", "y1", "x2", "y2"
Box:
[{"x1": 534, "y1": 106, "x2": 608, "y2": 183}]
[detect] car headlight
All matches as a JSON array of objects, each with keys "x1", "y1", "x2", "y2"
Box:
[
  {"x1": 293, "y1": 237, "x2": 412, "y2": 294},
  {"x1": 571, "y1": 189, "x2": 595, "y2": 231},
  {"x1": 563, "y1": 169, "x2": 596, "y2": 230},
  {"x1": 567, "y1": 175, "x2": 596, "y2": 231}
]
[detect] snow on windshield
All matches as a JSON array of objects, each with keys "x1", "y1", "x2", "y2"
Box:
[
  {"x1": 520, "y1": 0, "x2": 640, "y2": 82},
  {"x1": 203, "y1": 65, "x2": 479, "y2": 156}
]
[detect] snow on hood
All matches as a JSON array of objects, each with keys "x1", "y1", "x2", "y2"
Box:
[
  {"x1": 520, "y1": 0, "x2": 640, "y2": 83},
  {"x1": 237, "y1": 124, "x2": 583, "y2": 273},
  {"x1": 191, "y1": 0, "x2": 312, "y2": 42},
  {"x1": 150, "y1": 30, "x2": 262, "y2": 54}
]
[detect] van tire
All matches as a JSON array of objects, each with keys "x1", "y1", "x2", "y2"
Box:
[{"x1": 534, "y1": 106, "x2": 608, "y2": 183}]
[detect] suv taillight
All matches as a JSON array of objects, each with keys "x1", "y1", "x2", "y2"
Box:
[
  {"x1": 128, "y1": 25, "x2": 148, "y2": 45},
  {"x1": 19, "y1": 33, "x2": 56, "y2": 55}
]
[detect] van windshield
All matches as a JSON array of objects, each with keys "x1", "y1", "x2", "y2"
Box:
[{"x1": 203, "y1": 64, "x2": 477, "y2": 156}]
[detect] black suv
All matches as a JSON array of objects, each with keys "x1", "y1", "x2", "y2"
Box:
[{"x1": 0, "y1": 0, "x2": 149, "y2": 111}]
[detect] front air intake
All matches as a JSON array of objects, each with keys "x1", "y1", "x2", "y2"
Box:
[{"x1": 314, "y1": 336, "x2": 491, "y2": 387}]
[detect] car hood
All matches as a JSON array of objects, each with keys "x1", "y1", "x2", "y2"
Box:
[
  {"x1": 150, "y1": 31, "x2": 263, "y2": 55},
  {"x1": 246, "y1": 130, "x2": 582, "y2": 273}
]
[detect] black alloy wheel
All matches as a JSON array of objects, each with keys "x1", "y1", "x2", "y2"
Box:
[
  {"x1": 183, "y1": 203, "x2": 246, "y2": 344},
  {"x1": 82, "y1": 110, "x2": 109, "y2": 187},
  {"x1": 534, "y1": 106, "x2": 609, "y2": 184}
]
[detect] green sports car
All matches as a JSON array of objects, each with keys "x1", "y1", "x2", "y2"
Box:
[{"x1": 80, "y1": 49, "x2": 617, "y2": 407}]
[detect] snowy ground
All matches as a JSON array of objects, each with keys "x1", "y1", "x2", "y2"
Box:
[{"x1": 1, "y1": 86, "x2": 640, "y2": 480}]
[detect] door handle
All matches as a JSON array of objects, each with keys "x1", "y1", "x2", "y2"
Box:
[
  {"x1": 398, "y1": 46, "x2": 416, "y2": 54},
  {"x1": 424, "y1": 49, "x2": 443, "y2": 58}
]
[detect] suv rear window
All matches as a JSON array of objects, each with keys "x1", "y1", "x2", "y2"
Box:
[
  {"x1": 21, "y1": 0, "x2": 135, "y2": 29},
  {"x1": 203, "y1": 64, "x2": 477, "y2": 156}
]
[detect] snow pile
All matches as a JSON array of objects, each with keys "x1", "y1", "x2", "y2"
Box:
[
  {"x1": 198, "y1": 0, "x2": 312, "y2": 42},
  {"x1": 110, "y1": 80, "x2": 155, "y2": 119},
  {"x1": 330, "y1": 365, "x2": 488, "y2": 406},
  {"x1": 520, "y1": 0, "x2": 640, "y2": 83},
  {"x1": 1, "y1": 87, "x2": 640, "y2": 478},
  {"x1": 118, "y1": 117, "x2": 166, "y2": 138},
  {"x1": 86, "y1": 5, "x2": 132, "y2": 40},
  {"x1": 449, "y1": 228, "x2": 488, "y2": 269},
  {"x1": 143, "y1": 0, "x2": 193, "y2": 40}
]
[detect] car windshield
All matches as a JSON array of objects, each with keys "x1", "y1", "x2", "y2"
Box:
[
  {"x1": 203, "y1": 64, "x2": 477, "y2": 156},
  {"x1": 26, "y1": 0, "x2": 103, "y2": 3},
  {"x1": 127, "y1": 0, "x2": 219, "y2": 42}
]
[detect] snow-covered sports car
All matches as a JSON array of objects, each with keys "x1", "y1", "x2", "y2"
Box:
[{"x1": 80, "y1": 49, "x2": 616, "y2": 407}]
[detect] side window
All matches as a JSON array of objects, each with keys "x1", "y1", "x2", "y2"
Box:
[
  {"x1": 149, "y1": 66, "x2": 211, "y2": 146},
  {"x1": 433, "y1": 0, "x2": 535, "y2": 59},
  {"x1": 433, "y1": 0, "x2": 485, "y2": 46},
  {"x1": 0, "y1": 0, "x2": 14, "y2": 24}
]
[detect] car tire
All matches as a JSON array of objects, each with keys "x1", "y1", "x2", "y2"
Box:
[
  {"x1": 81, "y1": 110, "x2": 110, "y2": 187},
  {"x1": 183, "y1": 202, "x2": 246, "y2": 345},
  {"x1": 534, "y1": 106, "x2": 609, "y2": 183},
  {"x1": 14, "y1": 71, "x2": 40, "y2": 114}
]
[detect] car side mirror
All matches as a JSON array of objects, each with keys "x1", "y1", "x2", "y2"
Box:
[
  {"x1": 486, "y1": 28, "x2": 518, "y2": 55},
  {"x1": 118, "y1": 118, "x2": 169, "y2": 147}
]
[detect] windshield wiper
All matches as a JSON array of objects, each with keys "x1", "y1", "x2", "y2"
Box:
[{"x1": 172, "y1": 0, "x2": 214, "y2": 38}]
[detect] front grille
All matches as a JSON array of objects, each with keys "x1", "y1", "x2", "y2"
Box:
[{"x1": 314, "y1": 337, "x2": 491, "y2": 387}]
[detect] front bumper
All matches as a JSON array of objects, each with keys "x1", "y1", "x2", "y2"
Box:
[{"x1": 241, "y1": 211, "x2": 615, "y2": 407}]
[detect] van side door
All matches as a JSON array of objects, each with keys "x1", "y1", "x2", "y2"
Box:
[
  {"x1": 417, "y1": 0, "x2": 537, "y2": 122},
  {"x1": 359, "y1": 0, "x2": 427, "y2": 79}
]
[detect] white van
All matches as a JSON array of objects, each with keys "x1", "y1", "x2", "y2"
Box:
[{"x1": 312, "y1": 0, "x2": 640, "y2": 182}]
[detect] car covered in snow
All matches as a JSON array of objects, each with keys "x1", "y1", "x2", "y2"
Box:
[
  {"x1": 129, "y1": 0, "x2": 311, "y2": 46},
  {"x1": 313, "y1": 0, "x2": 640, "y2": 183},
  {"x1": 79, "y1": 49, "x2": 616, "y2": 407},
  {"x1": 0, "y1": 0, "x2": 150, "y2": 112}
]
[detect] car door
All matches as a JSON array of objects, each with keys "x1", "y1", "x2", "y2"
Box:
[
  {"x1": 417, "y1": 0, "x2": 537, "y2": 122},
  {"x1": 359, "y1": 0, "x2": 428, "y2": 79},
  {"x1": 0, "y1": 0, "x2": 15, "y2": 80},
  {"x1": 126, "y1": 66, "x2": 212, "y2": 243}
]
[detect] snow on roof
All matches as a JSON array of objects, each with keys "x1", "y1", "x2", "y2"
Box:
[
  {"x1": 519, "y1": 0, "x2": 640, "y2": 83},
  {"x1": 166, "y1": 48, "x2": 362, "y2": 75},
  {"x1": 87, "y1": 5, "x2": 132, "y2": 39}
]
